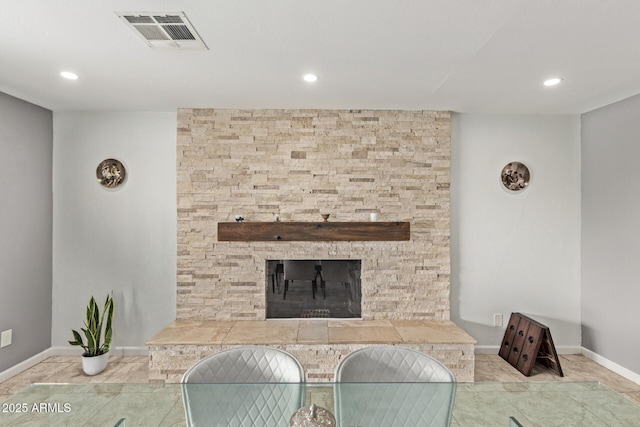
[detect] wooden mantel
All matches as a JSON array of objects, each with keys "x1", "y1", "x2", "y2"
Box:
[{"x1": 217, "y1": 221, "x2": 410, "y2": 242}]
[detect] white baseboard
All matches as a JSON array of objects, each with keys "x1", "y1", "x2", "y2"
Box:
[
  {"x1": 474, "y1": 345, "x2": 582, "y2": 355},
  {"x1": 0, "y1": 348, "x2": 56, "y2": 383},
  {"x1": 581, "y1": 347, "x2": 640, "y2": 385},
  {"x1": 0, "y1": 346, "x2": 149, "y2": 383}
]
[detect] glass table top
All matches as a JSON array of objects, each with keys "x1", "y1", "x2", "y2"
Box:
[{"x1": 1, "y1": 382, "x2": 639, "y2": 426}]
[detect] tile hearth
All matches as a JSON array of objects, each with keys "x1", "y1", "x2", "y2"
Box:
[{"x1": 147, "y1": 319, "x2": 476, "y2": 383}]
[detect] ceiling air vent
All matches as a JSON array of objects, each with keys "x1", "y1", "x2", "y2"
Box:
[{"x1": 116, "y1": 12, "x2": 208, "y2": 50}]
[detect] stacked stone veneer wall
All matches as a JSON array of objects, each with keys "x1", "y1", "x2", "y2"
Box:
[
  {"x1": 149, "y1": 343, "x2": 474, "y2": 383},
  {"x1": 176, "y1": 109, "x2": 451, "y2": 320}
]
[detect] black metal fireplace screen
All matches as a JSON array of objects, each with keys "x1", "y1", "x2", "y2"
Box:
[{"x1": 266, "y1": 259, "x2": 362, "y2": 319}]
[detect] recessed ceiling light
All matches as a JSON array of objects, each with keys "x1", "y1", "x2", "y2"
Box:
[
  {"x1": 543, "y1": 77, "x2": 563, "y2": 87},
  {"x1": 303, "y1": 74, "x2": 319, "y2": 83},
  {"x1": 60, "y1": 71, "x2": 79, "y2": 80}
]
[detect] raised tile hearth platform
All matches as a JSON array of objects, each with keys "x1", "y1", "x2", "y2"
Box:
[{"x1": 147, "y1": 319, "x2": 476, "y2": 383}]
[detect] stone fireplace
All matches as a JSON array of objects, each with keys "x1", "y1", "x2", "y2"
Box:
[
  {"x1": 149, "y1": 108, "x2": 476, "y2": 383},
  {"x1": 176, "y1": 109, "x2": 451, "y2": 321}
]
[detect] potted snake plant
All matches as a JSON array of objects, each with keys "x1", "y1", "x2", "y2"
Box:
[{"x1": 68, "y1": 293, "x2": 114, "y2": 375}]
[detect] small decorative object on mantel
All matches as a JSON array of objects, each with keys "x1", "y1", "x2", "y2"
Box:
[
  {"x1": 235, "y1": 215, "x2": 244, "y2": 222},
  {"x1": 321, "y1": 214, "x2": 330, "y2": 222},
  {"x1": 96, "y1": 158, "x2": 126, "y2": 188},
  {"x1": 501, "y1": 161, "x2": 530, "y2": 192},
  {"x1": 290, "y1": 404, "x2": 336, "y2": 427}
]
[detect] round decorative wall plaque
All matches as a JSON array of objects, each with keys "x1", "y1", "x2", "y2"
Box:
[
  {"x1": 501, "y1": 162, "x2": 530, "y2": 192},
  {"x1": 96, "y1": 158, "x2": 126, "y2": 188}
]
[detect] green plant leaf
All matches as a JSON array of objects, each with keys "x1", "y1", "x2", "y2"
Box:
[
  {"x1": 102, "y1": 294, "x2": 114, "y2": 353},
  {"x1": 82, "y1": 327, "x2": 98, "y2": 357},
  {"x1": 71, "y1": 293, "x2": 115, "y2": 357},
  {"x1": 68, "y1": 329, "x2": 89, "y2": 353},
  {"x1": 70, "y1": 329, "x2": 84, "y2": 345},
  {"x1": 87, "y1": 297, "x2": 101, "y2": 351}
]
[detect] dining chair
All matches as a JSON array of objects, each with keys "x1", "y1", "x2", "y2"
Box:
[
  {"x1": 283, "y1": 260, "x2": 321, "y2": 299},
  {"x1": 334, "y1": 346, "x2": 457, "y2": 427},
  {"x1": 318, "y1": 260, "x2": 351, "y2": 300},
  {"x1": 181, "y1": 346, "x2": 305, "y2": 427}
]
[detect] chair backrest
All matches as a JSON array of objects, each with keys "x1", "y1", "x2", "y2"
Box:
[
  {"x1": 320, "y1": 260, "x2": 351, "y2": 283},
  {"x1": 182, "y1": 346, "x2": 305, "y2": 383},
  {"x1": 283, "y1": 260, "x2": 318, "y2": 281},
  {"x1": 335, "y1": 345, "x2": 455, "y2": 383},
  {"x1": 334, "y1": 346, "x2": 456, "y2": 427},
  {"x1": 181, "y1": 346, "x2": 305, "y2": 426}
]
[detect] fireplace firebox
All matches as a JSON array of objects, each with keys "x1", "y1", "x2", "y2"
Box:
[{"x1": 266, "y1": 260, "x2": 362, "y2": 319}]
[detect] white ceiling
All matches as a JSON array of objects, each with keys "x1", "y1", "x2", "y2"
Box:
[{"x1": 2, "y1": 0, "x2": 640, "y2": 114}]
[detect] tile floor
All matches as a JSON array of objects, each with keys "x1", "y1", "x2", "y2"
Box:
[
  {"x1": 0, "y1": 356, "x2": 149, "y2": 403},
  {"x1": 476, "y1": 354, "x2": 640, "y2": 406},
  {"x1": 2, "y1": 354, "x2": 639, "y2": 407}
]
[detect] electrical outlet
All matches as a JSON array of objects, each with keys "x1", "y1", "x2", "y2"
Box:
[
  {"x1": 1, "y1": 329, "x2": 12, "y2": 348},
  {"x1": 493, "y1": 314, "x2": 503, "y2": 327}
]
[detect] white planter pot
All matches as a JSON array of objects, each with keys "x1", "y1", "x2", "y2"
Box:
[{"x1": 81, "y1": 352, "x2": 109, "y2": 376}]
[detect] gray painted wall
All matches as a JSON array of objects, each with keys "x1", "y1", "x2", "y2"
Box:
[
  {"x1": 51, "y1": 112, "x2": 177, "y2": 350},
  {"x1": 451, "y1": 113, "x2": 582, "y2": 350},
  {"x1": 581, "y1": 94, "x2": 640, "y2": 374},
  {"x1": 0, "y1": 92, "x2": 52, "y2": 372}
]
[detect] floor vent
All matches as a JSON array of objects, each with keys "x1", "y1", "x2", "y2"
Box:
[{"x1": 116, "y1": 11, "x2": 208, "y2": 50}]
